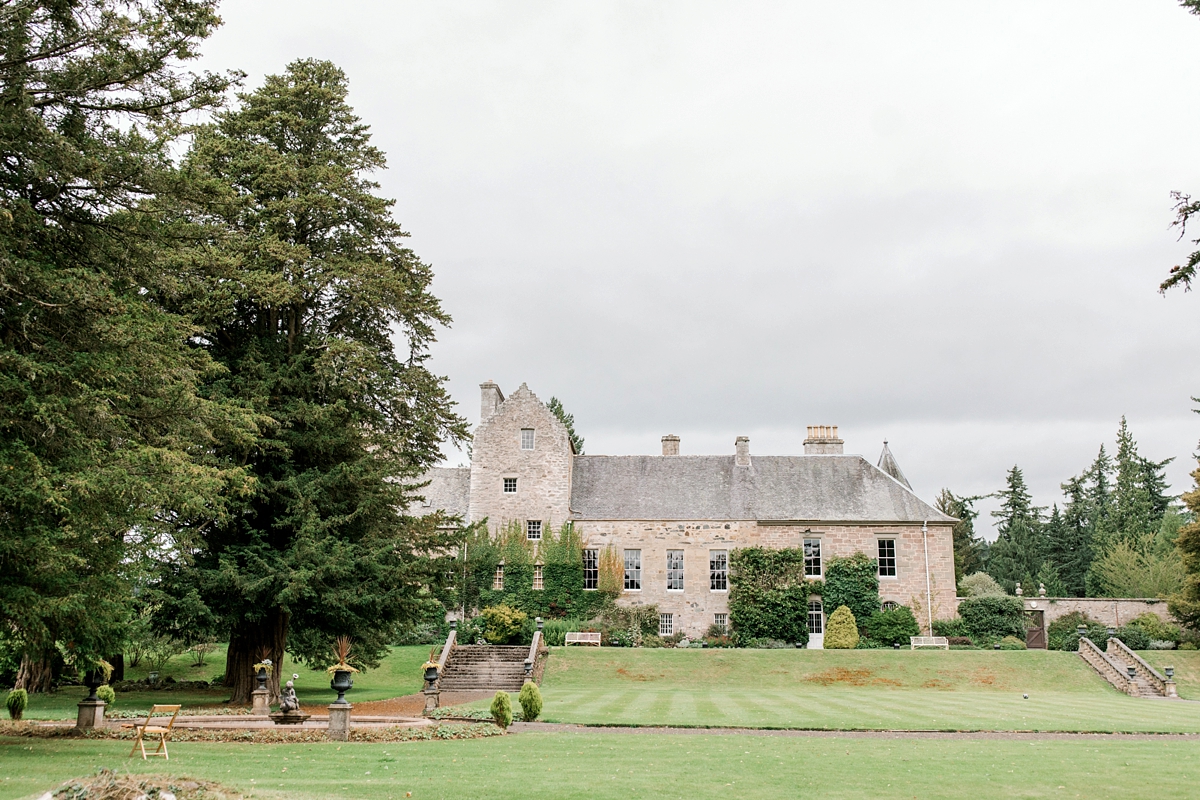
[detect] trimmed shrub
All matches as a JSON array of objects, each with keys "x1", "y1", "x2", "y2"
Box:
[
  {"x1": 997, "y1": 636, "x2": 1027, "y2": 650},
  {"x1": 1047, "y1": 612, "x2": 1102, "y2": 651},
  {"x1": 6, "y1": 688, "x2": 27, "y2": 721},
  {"x1": 1149, "y1": 640, "x2": 1177, "y2": 650},
  {"x1": 1114, "y1": 624, "x2": 1150, "y2": 651},
  {"x1": 517, "y1": 682, "x2": 542, "y2": 721},
  {"x1": 1182, "y1": 642, "x2": 1198, "y2": 651},
  {"x1": 931, "y1": 618, "x2": 970, "y2": 638},
  {"x1": 96, "y1": 685, "x2": 116, "y2": 706},
  {"x1": 481, "y1": 605, "x2": 528, "y2": 645},
  {"x1": 947, "y1": 636, "x2": 974, "y2": 646},
  {"x1": 490, "y1": 691, "x2": 513, "y2": 730},
  {"x1": 824, "y1": 605, "x2": 860, "y2": 649},
  {"x1": 958, "y1": 572, "x2": 1007, "y2": 598},
  {"x1": 1060, "y1": 622, "x2": 1111, "y2": 653},
  {"x1": 957, "y1": 596, "x2": 1024, "y2": 641},
  {"x1": 1126, "y1": 612, "x2": 1181, "y2": 644},
  {"x1": 862, "y1": 606, "x2": 921, "y2": 647},
  {"x1": 823, "y1": 554, "x2": 881, "y2": 627}
]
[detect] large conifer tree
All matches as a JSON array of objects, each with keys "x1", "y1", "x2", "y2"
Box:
[
  {"x1": 0, "y1": 0, "x2": 243, "y2": 690},
  {"x1": 985, "y1": 466, "x2": 1046, "y2": 594},
  {"x1": 152, "y1": 60, "x2": 468, "y2": 703}
]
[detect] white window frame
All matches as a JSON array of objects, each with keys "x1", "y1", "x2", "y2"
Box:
[
  {"x1": 666, "y1": 549, "x2": 684, "y2": 591},
  {"x1": 526, "y1": 520, "x2": 542, "y2": 540},
  {"x1": 714, "y1": 613, "x2": 728, "y2": 633},
  {"x1": 808, "y1": 599, "x2": 824, "y2": 634},
  {"x1": 709, "y1": 550, "x2": 728, "y2": 591},
  {"x1": 659, "y1": 613, "x2": 674, "y2": 636},
  {"x1": 877, "y1": 538, "x2": 897, "y2": 578},
  {"x1": 624, "y1": 549, "x2": 641, "y2": 591},
  {"x1": 503, "y1": 477, "x2": 517, "y2": 494},
  {"x1": 521, "y1": 428, "x2": 535, "y2": 450},
  {"x1": 582, "y1": 549, "x2": 598, "y2": 590},
  {"x1": 533, "y1": 565, "x2": 544, "y2": 590},
  {"x1": 803, "y1": 538, "x2": 822, "y2": 578},
  {"x1": 493, "y1": 563, "x2": 504, "y2": 591}
]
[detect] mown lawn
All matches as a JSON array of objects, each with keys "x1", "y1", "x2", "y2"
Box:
[
  {"x1": 3, "y1": 731, "x2": 1200, "y2": 800},
  {"x1": 1138, "y1": 651, "x2": 1200, "y2": 700},
  {"x1": 450, "y1": 648, "x2": 1200, "y2": 732},
  {"x1": 23, "y1": 646, "x2": 432, "y2": 720}
]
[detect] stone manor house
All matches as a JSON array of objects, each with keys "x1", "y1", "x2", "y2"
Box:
[{"x1": 419, "y1": 381, "x2": 957, "y2": 646}]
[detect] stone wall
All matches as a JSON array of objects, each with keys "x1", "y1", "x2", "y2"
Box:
[
  {"x1": 1014, "y1": 597, "x2": 1174, "y2": 627},
  {"x1": 468, "y1": 383, "x2": 573, "y2": 531},
  {"x1": 577, "y1": 519, "x2": 958, "y2": 638}
]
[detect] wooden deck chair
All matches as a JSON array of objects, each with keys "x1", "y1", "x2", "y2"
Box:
[{"x1": 128, "y1": 704, "x2": 181, "y2": 760}]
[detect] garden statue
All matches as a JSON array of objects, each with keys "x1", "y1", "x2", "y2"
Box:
[{"x1": 279, "y1": 680, "x2": 300, "y2": 713}]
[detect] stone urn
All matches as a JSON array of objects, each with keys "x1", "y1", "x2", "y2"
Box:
[
  {"x1": 330, "y1": 669, "x2": 353, "y2": 705},
  {"x1": 256, "y1": 666, "x2": 269, "y2": 691},
  {"x1": 82, "y1": 669, "x2": 104, "y2": 703},
  {"x1": 423, "y1": 665, "x2": 439, "y2": 684}
]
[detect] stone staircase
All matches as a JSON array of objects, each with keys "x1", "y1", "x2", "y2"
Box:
[
  {"x1": 437, "y1": 645, "x2": 530, "y2": 692},
  {"x1": 1077, "y1": 636, "x2": 1177, "y2": 699}
]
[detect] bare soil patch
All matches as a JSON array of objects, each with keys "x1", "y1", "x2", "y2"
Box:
[{"x1": 806, "y1": 667, "x2": 902, "y2": 687}]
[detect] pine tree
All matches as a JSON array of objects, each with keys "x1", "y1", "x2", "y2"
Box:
[
  {"x1": 986, "y1": 466, "x2": 1046, "y2": 594},
  {"x1": 546, "y1": 397, "x2": 584, "y2": 454},
  {"x1": 935, "y1": 489, "x2": 985, "y2": 582},
  {"x1": 151, "y1": 60, "x2": 469, "y2": 703},
  {"x1": 0, "y1": 0, "x2": 244, "y2": 690},
  {"x1": 1051, "y1": 480, "x2": 1094, "y2": 597}
]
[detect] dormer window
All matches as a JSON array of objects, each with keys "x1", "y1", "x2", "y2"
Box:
[{"x1": 521, "y1": 429, "x2": 535, "y2": 450}]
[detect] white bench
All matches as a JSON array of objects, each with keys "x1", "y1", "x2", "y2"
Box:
[
  {"x1": 564, "y1": 632, "x2": 602, "y2": 647},
  {"x1": 910, "y1": 636, "x2": 950, "y2": 650}
]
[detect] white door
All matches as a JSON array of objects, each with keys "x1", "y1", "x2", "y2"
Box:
[
  {"x1": 807, "y1": 599, "x2": 824, "y2": 649},
  {"x1": 808, "y1": 633, "x2": 824, "y2": 649}
]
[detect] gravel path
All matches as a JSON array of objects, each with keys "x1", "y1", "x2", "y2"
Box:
[{"x1": 509, "y1": 722, "x2": 1200, "y2": 741}]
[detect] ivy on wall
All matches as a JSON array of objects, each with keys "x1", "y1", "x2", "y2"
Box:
[
  {"x1": 728, "y1": 547, "x2": 812, "y2": 646},
  {"x1": 460, "y1": 521, "x2": 616, "y2": 619},
  {"x1": 822, "y1": 552, "x2": 881, "y2": 626}
]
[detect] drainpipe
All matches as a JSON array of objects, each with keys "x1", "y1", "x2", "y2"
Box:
[{"x1": 922, "y1": 520, "x2": 933, "y2": 634}]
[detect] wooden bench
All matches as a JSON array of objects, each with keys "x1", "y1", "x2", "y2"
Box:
[
  {"x1": 909, "y1": 636, "x2": 950, "y2": 650},
  {"x1": 126, "y1": 704, "x2": 181, "y2": 760},
  {"x1": 564, "y1": 632, "x2": 602, "y2": 647}
]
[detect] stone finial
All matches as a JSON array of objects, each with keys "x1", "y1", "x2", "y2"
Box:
[
  {"x1": 661, "y1": 435, "x2": 680, "y2": 456},
  {"x1": 1015, "y1": 582, "x2": 1023, "y2": 597},
  {"x1": 735, "y1": 436, "x2": 751, "y2": 467},
  {"x1": 1038, "y1": 583, "x2": 1046, "y2": 598}
]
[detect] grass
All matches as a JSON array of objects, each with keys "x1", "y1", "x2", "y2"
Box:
[
  {"x1": 1137, "y1": 651, "x2": 1200, "y2": 700},
  {"x1": 22, "y1": 645, "x2": 432, "y2": 720},
  {"x1": 3, "y1": 731, "x2": 1200, "y2": 800},
  {"x1": 446, "y1": 648, "x2": 1200, "y2": 733}
]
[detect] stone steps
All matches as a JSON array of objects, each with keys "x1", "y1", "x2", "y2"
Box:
[{"x1": 438, "y1": 645, "x2": 530, "y2": 692}]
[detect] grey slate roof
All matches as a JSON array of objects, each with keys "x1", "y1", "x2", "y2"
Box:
[
  {"x1": 418, "y1": 467, "x2": 470, "y2": 518},
  {"x1": 876, "y1": 441, "x2": 912, "y2": 490},
  {"x1": 569, "y1": 454, "x2": 953, "y2": 523}
]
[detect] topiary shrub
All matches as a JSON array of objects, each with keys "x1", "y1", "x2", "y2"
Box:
[
  {"x1": 517, "y1": 682, "x2": 543, "y2": 722},
  {"x1": 957, "y1": 596, "x2": 1024, "y2": 641},
  {"x1": 824, "y1": 605, "x2": 860, "y2": 649},
  {"x1": 862, "y1": 606, "x2": 921, "y2": 647},
  {"x1": 997, "y1": 636, "x2": 1026, "y2": 650},
  {"x1": 932, "y1": 618, "x2": 970, "y2": 638},
  {"x1": 958, "y1": 572, "x2": 1007, "y2": 598},
  {"x1": 490, "y1": 691, "x2": 513, "y2": 730},
  {"x1": 96, "y1": 685, "x2": 116, "y2": 706},
  {"x1": 480, "y1": 605, "x2": 528, "y2": 645},
  {"x1": 6, "y1": 688, "x2": 27, "y2": 721},
  {"x1": 823, "y1": 554, "x2": 881, "y2": 627}
]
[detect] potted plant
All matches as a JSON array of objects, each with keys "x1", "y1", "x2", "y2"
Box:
[
  {"x1": 326, "y1": 636, "x2": 359, "y2": 705},
  {"x1": 252, "y1": 653, "x2": 273, "y2": 692},
  {"x1": 422, "y1": 647, "x2": 440, "y2": 683}
]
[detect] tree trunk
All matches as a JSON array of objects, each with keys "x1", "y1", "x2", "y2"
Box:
[
  {"x1": 224, "y1": 608, "x2": 289, "y2": 705},
  {"x1": 15, "y1": 652, "x2": 54, "y2": 693},
  {"x1": 108, "y1": 654, "x2": 124, "y2": 682}
]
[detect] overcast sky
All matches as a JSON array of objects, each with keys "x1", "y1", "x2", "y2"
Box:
[{"x1": 200, "y1": 1, "x2": 1200, "y2": 537}]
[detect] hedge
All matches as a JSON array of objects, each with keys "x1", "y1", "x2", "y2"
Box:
[
  {"x1": 957, "y1": 596, "x2": 1025, "y2": 641},
  {"x1": 862, "y1": 605, "x2": 920, "y2": 647}
]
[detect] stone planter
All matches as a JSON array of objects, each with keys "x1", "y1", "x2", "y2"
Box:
[
  {"x1": 330, "y1": 669, "x2": 353, "y2": 705},
  {"x1": 424, "y1": 666, "x2": 438, "y2": 684}
]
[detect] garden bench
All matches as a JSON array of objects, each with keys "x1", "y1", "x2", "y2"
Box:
[
  {"x1": 125, "y1": 704, "x2": 181, "y2": 760},
  {"x1": 564, "y1": 632, "x2": 602, "y2": 647},
  {"x1": 909, "y1": 636, "x2": 949, "y2": 650}
]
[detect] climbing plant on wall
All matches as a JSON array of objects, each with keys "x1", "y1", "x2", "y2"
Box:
[
  {"x1": 728, "y1": 547, "x2": 812, "y2": 646},
  {"x1": 462, "y1": 522, "x2": 615, "y2": 619}
]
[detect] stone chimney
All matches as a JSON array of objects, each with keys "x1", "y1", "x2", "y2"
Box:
[
  {"x1": 735, "y1": 436, "x2": 751, "y2": 466},
  {"x1": 804, "y1": 425, "x2": 843, "y2": 454},
  {"x1": 480, "y1": 381, "x2": 505, "y2": 420},
  {"x1": 661, "y1": 435, "x2": 680, "y2": 456}
]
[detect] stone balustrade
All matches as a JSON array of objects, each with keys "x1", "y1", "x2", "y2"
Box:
[
  {"x1": 1106, "y1": 637, "x2": 1177, "y2": 698},
  {"x1": 1078, "y1": 637, "x2": 1139, "y2": 697}
]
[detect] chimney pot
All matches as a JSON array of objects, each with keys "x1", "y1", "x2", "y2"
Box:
[
  {"x1": 804, "y1": 425, "x2": 844, "y2": 455},
  {"x1": 661, "y1": 435, "x2": 680, "y2": 456},
  {"x1": 735, "y1": 436, "x2": 751, "y2": 467}
]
